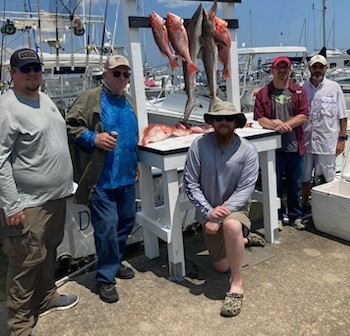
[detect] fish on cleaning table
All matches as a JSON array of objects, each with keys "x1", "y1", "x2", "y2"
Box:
[
  {"x1": 166, "y1": 12, "x2": 200, "y2": 76},
  {"x1": 141, "y1": 122, "x2": 213, "y2": 146},
  {"x1": 149, "y1": 11, "x2": 179, "y2": 70},
  {"x1": 141, "y1": 123, "x2": 174, "y2": 146},
  {"x1": 182, "y1": 3, "x2": 204, "y2": 123}
]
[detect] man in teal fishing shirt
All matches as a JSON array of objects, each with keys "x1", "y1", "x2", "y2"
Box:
[{"x1": 66, "y1": 55, "x2": 139, "y2": 303}]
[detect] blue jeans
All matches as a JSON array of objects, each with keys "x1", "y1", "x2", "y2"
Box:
[
  {"x1": 89, "y1": 184, "x2": 136, "y2": 284},
  {"x1": 276, "y1": 151, "x2": 304, "y2": 222}
]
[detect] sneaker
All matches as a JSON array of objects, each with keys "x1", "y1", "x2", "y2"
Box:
[
  {"x1": 116, "y1": 264, "x2": 135, "y2": 279},
  {"x1": 39, "y1": 294, "x2": 79, "y2": 317},
  {"x1": 97, "y1": 283, "x2": 119, "y2": 303},
  {"x1": 246, "y1": 233, "x2": 266, "y2": 247},
  {"x1": 220, "y1": 292, "x2": 244, "y2": 317},
  {"x1": 293, "y1": 218, "x2": 306, "y2": 230},
  {"x1": 278, "y1": 220, "x2": 283, "y2": 231}
]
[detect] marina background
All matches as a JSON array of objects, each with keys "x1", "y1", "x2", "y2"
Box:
[{"x1": 1, "y1": 0, "x2": 350, "y2": 67}]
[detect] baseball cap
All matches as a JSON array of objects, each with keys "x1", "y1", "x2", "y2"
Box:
[
  {"x1": 104, "y1": 55, "x2": 130, "y2": 70},
  {"x1": 309, "y1": 54, "x2": 327, "y2": 67},
  {"x1": 10, "y1": 48, "x2": 42, "y2": 69},
  {"x1": 271, "y1": 56, "x2": 291, "y2": 68}
]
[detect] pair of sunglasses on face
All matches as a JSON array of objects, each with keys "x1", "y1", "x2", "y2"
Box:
[
  {"x1": 112, "y1": 70, "x2": 131, "y2": 79},
  {"x1": 17, "y1": 64, "x2": 43, "y2": 74},
  {"x1": 211, "y1": 115, "x2": 235, "y2": 122}
]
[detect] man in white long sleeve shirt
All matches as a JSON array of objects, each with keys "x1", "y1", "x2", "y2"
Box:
[
  {"x1": 301, "y1": 55, "x2": 348, "y2": 212},
  {"x1": 184, "y1": 101, "x2": 261, "y2": 318}
]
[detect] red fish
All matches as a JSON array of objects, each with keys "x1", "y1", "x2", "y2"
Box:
[
  {"x1": 213, "y1": 16, "x2": 231, "y2": 78},
  {"x1": 165, "y1": 12, "x2": 200, "y2": 76},
  {"x1": 172, "y1": 123, "x2": 193, "y2": 137},
  {"x1": 179, "y1": 122, "x2": 213, "y2": 134},
  {"x1": 149, "y1": 12, "x2": 179, "y2": 70},
  {"x1": 141, "y1": 124, "x2": 174, "y2": 146}
]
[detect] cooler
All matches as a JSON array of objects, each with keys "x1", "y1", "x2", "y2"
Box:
[{"x1": 312, "y1": 142, "x2": 350, "y2": 240}]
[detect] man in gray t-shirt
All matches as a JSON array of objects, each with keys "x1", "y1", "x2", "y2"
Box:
[{"x1": 0, "y1": 48, "x2": 78, "y2": 336}]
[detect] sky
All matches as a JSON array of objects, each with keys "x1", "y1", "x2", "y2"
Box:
[{"x1": 1, "y1": 0, "x2": 350, "y2": 67}]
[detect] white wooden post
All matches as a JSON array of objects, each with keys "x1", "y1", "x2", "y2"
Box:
[
  {"x1": 222, "y1": 2, "x2": 241, "y2": 112},
  {"x1": 123, "y1": 0, "x2": 148, "y2": 136}
]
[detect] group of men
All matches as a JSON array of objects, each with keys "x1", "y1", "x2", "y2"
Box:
[
  {"x1": 255, "y1": 54, "x2": 347, "y2": 231},
  {"x1": 0, "y1": 46, "x2": 347, "y2": 335},
  {"x1": 0, "y1": 49, "x2": 139, "y2": 336}
]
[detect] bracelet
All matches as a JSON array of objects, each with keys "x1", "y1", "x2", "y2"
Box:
[{"x1": 338, "y1": 135, "x2": 348, "y2": 140}]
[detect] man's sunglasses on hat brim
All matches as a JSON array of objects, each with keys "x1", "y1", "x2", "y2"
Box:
[
  {"x1": 112, "y1": 70, "x2": 131, "y2": 79},
  {"x1": 14, "y1": 64, "x2": 43, "y2": 74}
]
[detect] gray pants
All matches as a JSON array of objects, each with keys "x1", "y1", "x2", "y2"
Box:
[{"x1": 2, "y1": 198, "x2": 66, "y2": 336}]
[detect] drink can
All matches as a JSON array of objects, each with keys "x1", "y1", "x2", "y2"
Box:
[{"x1": 110, "y1": 131, "x2": 118, "y2": 139}]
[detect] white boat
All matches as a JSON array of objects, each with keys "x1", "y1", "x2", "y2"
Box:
[
  {"x1": 146, "y1": 45, "x2": 309, "y2": 127},
  {"x1": 238, "y1": 46, "x2": 309, "y2": 113}
]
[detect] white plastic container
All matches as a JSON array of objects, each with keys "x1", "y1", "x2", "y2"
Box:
[{"x1": 312, "y1": 142, "x2": 350, "y2": 240}]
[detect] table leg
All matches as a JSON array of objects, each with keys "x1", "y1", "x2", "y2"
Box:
[
  {"x1": 259, "y1": 150, "x2": 281, "y2": 244},
  {"x1": 139, "y1": 163, "x2": 160, "y2": 258},
  {"x1": 162, "y1": 169, "x2": 186, "y2": 281}
]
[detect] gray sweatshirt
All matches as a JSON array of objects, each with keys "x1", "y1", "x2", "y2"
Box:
[
  {"x1": 184, "y1": 132, "x2": 259, "y2": 224},
  {"x1": 0, "y1": 90, "x2": 73, "y2": 217}
]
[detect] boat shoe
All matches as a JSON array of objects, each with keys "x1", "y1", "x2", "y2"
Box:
[
  {"x1": 220, "y1": 292, "x2": 244, "y2": 317},
  {"x1": 246, "y1": 233, "x2": 266, "y2": 247},
  {"x1": 116, "y1": 264, "x2": 135, "y2": 279}
]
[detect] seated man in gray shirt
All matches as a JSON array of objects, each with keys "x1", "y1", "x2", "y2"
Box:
[{"x1": 184, "y1": 101, "x2": 263, "y2": 318}]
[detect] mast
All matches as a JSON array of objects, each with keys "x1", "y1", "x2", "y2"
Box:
[
  {"x1": 249, "y1": 10, "x2": 253, "y2": 47},
  {"x1": 322, "y1": 0, "x2": 326, "y2": 48}
]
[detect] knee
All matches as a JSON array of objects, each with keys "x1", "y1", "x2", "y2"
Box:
[{"x1": 222, "y1": 219, "x2": 242, "y2": 236}]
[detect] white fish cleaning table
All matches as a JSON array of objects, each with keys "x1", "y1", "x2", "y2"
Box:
[{"x1": 137, "y1": 128, "x2": 281, "y2": 281}]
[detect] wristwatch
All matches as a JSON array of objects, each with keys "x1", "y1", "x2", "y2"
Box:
[{"x1": 338, "y1": 135, "x2": 348, "y2": 140}]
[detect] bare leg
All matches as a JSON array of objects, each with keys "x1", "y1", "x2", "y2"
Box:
[{"x1": 212, "y1": 219, "x2": 245, "y2": 294}]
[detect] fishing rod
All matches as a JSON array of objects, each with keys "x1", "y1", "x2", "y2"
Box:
[
  {"x1": 85, "y1": 0, "x2": 93, "y2": 74},
  {"x1": 58, "y1": 0, "x2": 83, "y2": 70},
  {"x1": 55, "y1": 0, "x2": 60, "y2": 70},
  {"x1": 99, "y1": 0, "x2": 109, "y2": 67},
  {"x1": 0, "y1": 0, "x2": 6, "y2": 93}
]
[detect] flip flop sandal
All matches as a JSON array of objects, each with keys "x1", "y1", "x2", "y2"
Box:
[
  {"x1": 247, "y1": 233, "x2": 266, "y2": 247},
  {"x1": 220, "y1": 292, "x2": 244, "y2": 317}
]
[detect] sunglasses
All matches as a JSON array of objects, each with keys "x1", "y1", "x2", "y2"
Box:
[
  {"x1": 311, "y1": 64, "x2": 326, "y2": 69},
  {"x1": 112, "y1": 70, "x2": 131, "y2": 79},
  {"x1": 18, "y1": 65, "x2": 42, "y2": 74},
  {"x1": 211, "y1": 115, "x2": 235, "y2": 122},
  {"x1": 273, "y1": 66, "x2": 290, "y2": 71}
]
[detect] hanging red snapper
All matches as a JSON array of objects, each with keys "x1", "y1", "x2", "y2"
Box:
[
  {"x1": 149, "y1": 12, "x2": 179, "y2": 70},
  {"x1": 165, "y1": 12, "x2": 200, "y2": 76},
  {"x1": 213, "y1": 16, "x2": 231, "y2": 78}
]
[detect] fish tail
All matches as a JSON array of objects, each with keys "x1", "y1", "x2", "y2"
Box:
[
  {"x1": 223, "y1": 67, "x2": 230, "y2": 78},
  {"x1": 169, "y1": 57, "x2": 179, "y2": 70},
  {"x1": 183, "y1": 98, "x2": 202, "y2": 122},
  {"x1": 187, "y1": 62, "x2": 200, "y2": 75}
]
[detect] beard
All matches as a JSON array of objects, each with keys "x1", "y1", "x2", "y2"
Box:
[{"x1": 311, "y1": 73, "x2": 324, "y2": 82}]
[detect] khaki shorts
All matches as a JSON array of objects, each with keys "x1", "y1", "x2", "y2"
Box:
[
  {"x1": 202, "y1": 203, "x2": 251, "y2": 263},
  {"x1": 302, "y1": 153, "x2": 336, "y2": 183}
]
